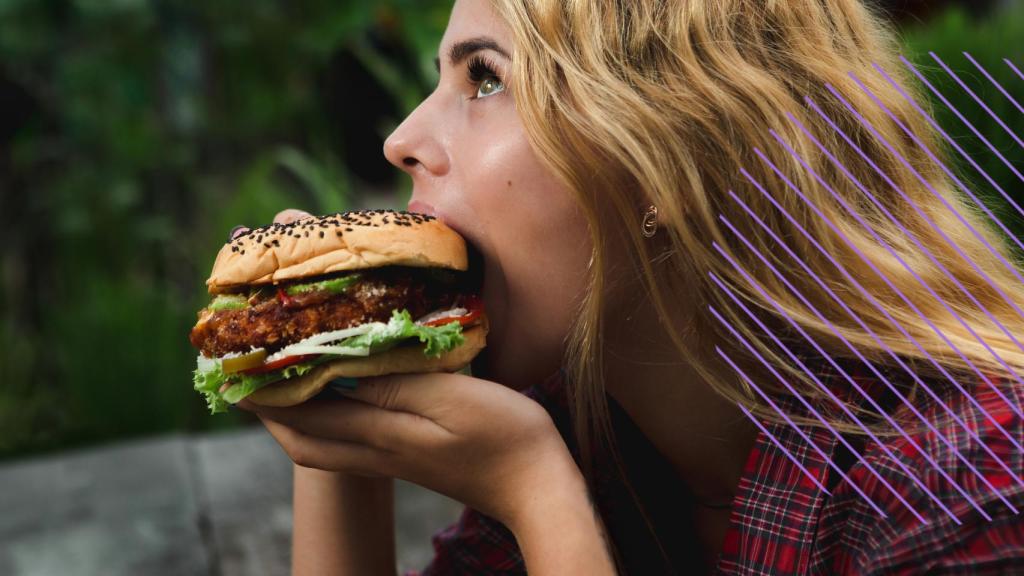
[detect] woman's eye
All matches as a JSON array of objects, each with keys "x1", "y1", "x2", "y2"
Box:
[
  {"x1": 476, "y1": 76, "x2": 505, "y2": 99},
  {"x1": 467, "y1": 55, "x2": 505, "y2": 100}
]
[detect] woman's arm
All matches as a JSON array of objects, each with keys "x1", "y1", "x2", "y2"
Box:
[
  {"x1": 507, "y1": 448, "x2": 618, "y2": 576},
  {"x1": 244, "y1": 371, "x2": 620, "y2": 575},
  {"x1": 292, "y1": 465, "x2": 397, "y2": 576}
]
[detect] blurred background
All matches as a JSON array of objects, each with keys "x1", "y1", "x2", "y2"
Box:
[
  {"x1": 2, "y1": 0, "x2": 1023, "y2": 463},
  {"x1": 0, "y1": 0, "x2": 1022, "y2": 573}
]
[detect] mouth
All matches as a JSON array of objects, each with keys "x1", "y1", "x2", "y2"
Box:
[
  {"x1": 409, "y1": 202, "x2": 485, "y2": 296},
  {"x1": 464, "y1": 237, "x2": 486, "y2": 295}
]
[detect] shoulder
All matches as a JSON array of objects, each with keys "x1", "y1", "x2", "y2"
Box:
[{"x1": 815, "y1": 372, "x2": 1024, "y2": 574}]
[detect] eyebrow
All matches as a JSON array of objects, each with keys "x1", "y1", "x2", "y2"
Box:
[{"x1": 434, "y1": 36, "x2": 511, "y2": 73}]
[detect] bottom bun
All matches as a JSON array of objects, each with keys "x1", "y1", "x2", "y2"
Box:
[{"x1": 246, "y1": 319, "x2": 488, "y2": 407}]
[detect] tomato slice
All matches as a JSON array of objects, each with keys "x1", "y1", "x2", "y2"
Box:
[
  {"x1": 422, "y1": 311, "x2": 481, "y2": 328},
  {"x1": 421, "y1": 294, "x2": 485, "y2": 328},
  {"x1": 276, "y1": 287, "x2": 297, "y2": 308},
  {"x1": 242, "y1": 353, "x2": 318, "y2": 375}
]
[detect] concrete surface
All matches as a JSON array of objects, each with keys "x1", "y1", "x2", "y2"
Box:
[{"x1": 0, "y1": 427, "x2": 464, "y2": 576}]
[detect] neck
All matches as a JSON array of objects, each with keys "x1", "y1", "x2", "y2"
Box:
[{"x1": 600, "y1": 291, "x2": 757, "y2": 510}]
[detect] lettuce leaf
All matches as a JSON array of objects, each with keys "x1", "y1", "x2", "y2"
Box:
[
  {"x1": 338, "y1": 309, "x2": 465, "y2": 356},
  {"x1": 194, "y1": 308, "x2": 466, "y2": 414},
  {"x1": 193, "y1": 356, "x2": 330, "y2": 414},
  {"x1": 193, "y1": 359, "x2": 230, "y2": 414}
]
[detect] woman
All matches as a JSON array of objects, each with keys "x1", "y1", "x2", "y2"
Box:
[{"x1": 235, "y1": 0, "x2": 1024, "y2": 573}]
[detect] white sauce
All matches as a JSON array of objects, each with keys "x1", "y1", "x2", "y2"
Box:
[{"x1": 415, "y1": 307, "x2": 469, "y2": 325}]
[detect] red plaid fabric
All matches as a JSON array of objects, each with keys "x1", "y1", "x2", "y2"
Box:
[{"x1": 406, "y1": 352, "x2": 1024, "y2": 575}]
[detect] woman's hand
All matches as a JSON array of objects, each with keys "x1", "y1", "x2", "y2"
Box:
[
  {"x1": 237, "y1": 371, "x2": 577, "y2": 531},
  {"x1": 231, "y1": 208, "x2": 615, "y2": 573},
  {"x1": 229, "y1": 208, "x2": 312, "y2": 240}
]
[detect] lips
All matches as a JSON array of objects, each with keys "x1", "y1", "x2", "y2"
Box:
[
  {"x1": 407, "y1": 200, "x2": 436, "y2": 217},
  {"x1": 407, "y1": 200, "x2": 485, "y2": 294},
  {"x1": 464, "y1": 239, "x2": 485, "y2": 293}
]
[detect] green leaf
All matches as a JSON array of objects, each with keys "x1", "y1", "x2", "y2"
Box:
[
  {"x1": 193, "y1": 308, "x2": 466, "y2": 415},
  {"x1": 192, "y1": 355, "x2": 332, "y2": 414},
  {"x1": 339, "y1": 308, "x2": 465, "y2": 357}
]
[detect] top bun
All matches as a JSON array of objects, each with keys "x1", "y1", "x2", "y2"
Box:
[{"x1": 206, "y1": 209, "x2": 468, "y2": 294}]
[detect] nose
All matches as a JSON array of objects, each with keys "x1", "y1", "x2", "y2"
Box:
[{"x1": 383, "y1": 97, "x2": 449, "y2": 177}]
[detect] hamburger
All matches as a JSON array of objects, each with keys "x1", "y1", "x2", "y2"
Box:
[{"x1": 189, "y1": 209, "x2": 488, "y2": 413}]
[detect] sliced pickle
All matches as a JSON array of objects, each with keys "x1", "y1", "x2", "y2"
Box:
[
  {"x1": 221, "y1": 349, "x2": 268, "y2": 374},
  {"x1": 285, "y1": 273, "x2": 361, "y2": 296},
  {"x1": 209, "y1": 294, "x2": 248, "y2": 312}
]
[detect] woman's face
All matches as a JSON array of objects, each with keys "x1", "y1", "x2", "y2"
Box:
[{"x1": 384, "y1": 0, "x2": 592, "y2": 390}]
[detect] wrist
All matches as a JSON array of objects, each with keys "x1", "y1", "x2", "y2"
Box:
[
  {"x1": 506, "y1": 449, "x2": 617, "y2": 575},
  {"x1": 294, "y1": 464, "x2": 393, "y2": 488},
  {"x1": 292, "y1": 465, "x2": 395, "y2": 575}
]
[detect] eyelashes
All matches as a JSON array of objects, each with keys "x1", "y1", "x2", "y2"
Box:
[{"x1": 466, "y1": 54, "x2": 502, "y2": 89}]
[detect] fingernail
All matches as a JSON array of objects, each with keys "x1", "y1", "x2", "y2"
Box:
[
  {"x1": 229, "y1": 225, "x2": 250, "y2": 242},
  {"x1": 328, "y1": 377, "x2": 359, "y2": 392}
]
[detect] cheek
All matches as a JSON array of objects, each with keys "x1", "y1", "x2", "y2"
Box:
[
  {"x1": 483, "y1": 154, "x2": 591, "y2": 330},
  {"x1": 457, "y1": 107, "x2": 591, "y2": 351},
  {"x1": 467, "y1": 127, "x2": 580, "y2": 251}
]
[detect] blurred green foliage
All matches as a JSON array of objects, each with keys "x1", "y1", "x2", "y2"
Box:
[
  {"x1": 0, "y1": 0, "x2": 1022, "y2": 461},
  {"x1": 900, "y1": 0, "x2": 1024, "y2": 258},
  {"x1": 0, "y1": 0, "x2": 453, "y2": 459}
]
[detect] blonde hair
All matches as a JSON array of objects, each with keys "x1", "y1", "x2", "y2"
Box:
[{"x1": 490, "y1": 0, "x2": 1024, "y2": 479}]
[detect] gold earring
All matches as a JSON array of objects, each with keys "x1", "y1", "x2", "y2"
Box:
[{"x1": 641, "y1": 204, "x2": 659, "y2": 238}]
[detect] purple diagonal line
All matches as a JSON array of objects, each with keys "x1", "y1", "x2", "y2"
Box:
[
  {"x1": 874, "y1": 61, "x2": 1024, "y2": 277},
  {"x1": 1008, "y1": 59, "x2": 1024, "y2": 83},
  {"x1": 708, "y1": 265, "x2": 969, "y2": 522},
  {"x1": 809, "y1": 85, "x2": 1024, "y2": 414},
  {"x1": 847, "y1": 68, "x2": 1024, "y2": 335},
  {"x1": 800, "y1": 83, "x2": 1024, "y2": 346},
  {"x1": 736, "y1": 402, "x2": 833, "y2": 495},
  {"x1": 930, "y1": 52, "x2": 1024, "y2": 151},
  {"x1": 823, "y1": 72, "x2": 1024, "y2": 358},
  {"x1": 901, "y1": 54, "x2": 1024, "y2": 185},
  {"x1": 714, "y1": 341, "x2": 894, "y2": 521},
  {"x1": 739, "y1": 163, "x2": 1024, "y2": 454},
  {"x1": 710, "y1": 316, "x2": 909, "y2": 523},
  {"x1": 963, "y1": 52, "x2": 1024, "y2": 115},
  {"x1": 795, "y1": 93, "x2": 1024, "y2": 406},
  {"x1": 758, "y1": 125, "x2": 1024, "y2": 424},
  {"x1": 722, "y1": 196, "x2": 1024, "y2": 493},
  {"x1": 717, "y1": 212, "x2": 1019, "y2": 510}
]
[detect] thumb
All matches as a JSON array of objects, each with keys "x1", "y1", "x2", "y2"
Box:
[
  {"x1": 337, "y1": 373, "x2": 460, "y2": 413},
  {"x1": 335, "y1": 374, "x2": 408, "y2": 411},
  {"x1": 273, "y1": 208, "x2": 314, "y2": 225}
]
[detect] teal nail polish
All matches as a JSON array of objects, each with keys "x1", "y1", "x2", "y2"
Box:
[{"x1": 328, "y1": 377, "x2": 359, "y2": 392}]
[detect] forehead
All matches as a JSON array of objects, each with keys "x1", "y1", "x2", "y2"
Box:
[{"x1": 442, "y1": 0, "x2": 512, "y2": 51}]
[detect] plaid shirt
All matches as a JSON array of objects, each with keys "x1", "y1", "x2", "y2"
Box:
[{"x1": 407, "y1": 351, "x2": 1024, "y2": 575}]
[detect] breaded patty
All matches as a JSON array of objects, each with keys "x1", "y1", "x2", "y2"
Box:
[{"x1": 189, "y1": 268, "x2": 461, "y2": 357}]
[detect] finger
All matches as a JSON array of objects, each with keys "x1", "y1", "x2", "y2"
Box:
[
  {"x1": 341, "y1": 372, "x2": 511, "y2": 417},
  {"x1": 258, "y1": 413, "x2": 393, "y2": 476},
  {"x1": 250, "y1": 395, "x2": 444, "y2": 451},
  {"x1": 273, "y1": 209, "x2": 314, "y2": 225},
  {"x1": 228, "y1": 225, "x2": 250, "y2": 242}
]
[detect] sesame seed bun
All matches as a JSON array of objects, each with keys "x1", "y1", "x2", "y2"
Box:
[
  {"x1": 206, "y1": 209, "x2": 468, "y2": 294},
  {"x1": 246, "y1": 319, "x2": 488, "y2": 407}
]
